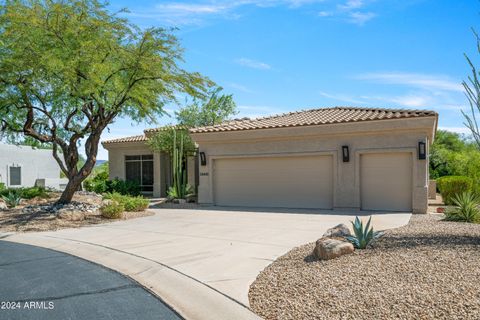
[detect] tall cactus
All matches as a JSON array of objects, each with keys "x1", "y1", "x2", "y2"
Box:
[{"x1": 169, "y1": 129, "x2": 193, "y2": 199}]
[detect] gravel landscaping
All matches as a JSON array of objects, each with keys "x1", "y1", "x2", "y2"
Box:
[
  {"x1": 0, "y1": 192, "x2": 153, "y2": 233},
  {"x1": 249, "y1": 214, "x2": 480, "y2": 320}
]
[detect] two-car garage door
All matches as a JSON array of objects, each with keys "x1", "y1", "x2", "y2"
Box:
[
  {"x1": 213, "y1": 155, "x2": 333, "y2": 209},
  {"x1": 212, "y1": 152, "x2": 413, "y2": 211}
]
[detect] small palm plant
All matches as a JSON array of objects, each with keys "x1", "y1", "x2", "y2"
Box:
[
  {"x1": 444, "y1": 191, "x2": 480, "y2": 223},
  {"x1": 346, "y1": 216, "x2": 383, "y2": 249},
  {"x1": 1, "y1": 191, "x2": 22, "y2": 208}
]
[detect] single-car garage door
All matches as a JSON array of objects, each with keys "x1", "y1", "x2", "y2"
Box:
[
  {"x1": 213, "y1": 155, "x2": 333, "y2": 209},
  {"x1": 360, "y1": 152, "x2": 412, "y2": 211}
]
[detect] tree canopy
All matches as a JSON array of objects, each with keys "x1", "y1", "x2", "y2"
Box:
[
  {"x1": 175, "y1": 87, "x2": 238, "y2": 127},
  {"x1": 0, "y1": 0, "x2": 211, "y2": 203}
]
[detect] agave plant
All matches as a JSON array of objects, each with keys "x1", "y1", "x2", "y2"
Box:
[
  {"x1": 444, "y1": 191, "x2": 480, "y2": 223},
  {"x1": 346, "y1": 216, "x2": 383, "y2": 249},
  {"x1": 1, "y1": 191, "x2": 22, "y2": 208}
]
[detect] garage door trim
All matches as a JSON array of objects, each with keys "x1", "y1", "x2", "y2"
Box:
[{"x1": 209, "y1": 151, "x2": 337, "y2": 209}]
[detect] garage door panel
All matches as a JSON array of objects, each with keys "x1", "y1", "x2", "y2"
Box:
[
  {"x1": 361, "y1": 153, "x2": 412, "y2": 211},
  {"x1": 213, "y1": 156, "x2": 333, "y2": 209}
]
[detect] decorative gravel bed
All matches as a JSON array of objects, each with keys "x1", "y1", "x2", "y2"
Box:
[{"x1": 249, "y1": 215, "x2": 480, "y2": 320}]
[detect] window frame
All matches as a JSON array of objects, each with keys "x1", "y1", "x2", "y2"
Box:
[{"x1": 125, "y1": 154, "x2": 154, "y2": 193}]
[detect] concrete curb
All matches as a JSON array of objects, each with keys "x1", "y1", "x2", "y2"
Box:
[{"x1": 2, "y1": 233, "x2": 261, "y2": 320}]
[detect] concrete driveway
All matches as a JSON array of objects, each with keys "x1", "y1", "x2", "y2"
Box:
[{"x1": 2, "y1": 207, "x2": 411, "y2": 320}]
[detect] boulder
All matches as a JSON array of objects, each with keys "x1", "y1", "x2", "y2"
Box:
[
  {"x1": 57, "y1": 208, "x2": 85, "y2": 221},
  {"x1": 323, "y1": 223, "x2": 351, "y2": 239},
  {"x1": 314, "y1": 238, "x2": 354, "y2": 260},
  {"x1": 0, "y1": 201, "x2": 7, "y2": 210}
]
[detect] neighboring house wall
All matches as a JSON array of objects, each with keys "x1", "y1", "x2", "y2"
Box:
[
  {"x1": 191, "y1": 117, "x2": 435, "y2": 214},
  {"x1": 0, "y1": 144, "x2": 62, "y2": 189}
]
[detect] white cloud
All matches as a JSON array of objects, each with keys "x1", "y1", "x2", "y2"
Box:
[
  {"x1": 348, "y1": 11, "x2": 376, "y2": 25},
  {"x1": 235, "y1": 58, "x2": 272, "y2": 70},
  {"x1": 438, "y1": 127, "x2": 472, "y2": 134},
  {"x1": 319, "y1": 91, "x2": 365, "y2": 104},
  {"x1": 227, "y1": 82, "x2": 254, "y2": 93},
  {"x1": 129, "y1": 0, "x2": 375, "y2": 26},
  {"x1": 355, "y1": 72, "x2": 463, "y2": 92},
  {"x1": 318, "y1": 11, "x2": 333, "y2": 17},
  {"x1": 338, "y1": 0, "x2": 364, "y2": 10}
]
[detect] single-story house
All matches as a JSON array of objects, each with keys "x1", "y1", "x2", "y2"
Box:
[
  {"x1": 0, "y1": 143, "x2": 66, "y2": 189},
  {"x1": 103, "y1": 107, "x2": 437, "y2": 213}
]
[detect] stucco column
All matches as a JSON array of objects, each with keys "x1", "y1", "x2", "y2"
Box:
[{"x1": 153, "y1": 152, "x2": 161, "y2": 198}]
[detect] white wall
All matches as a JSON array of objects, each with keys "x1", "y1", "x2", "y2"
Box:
[{"x1": 0, "y1": 144, "x2": 61, "y2": 188}]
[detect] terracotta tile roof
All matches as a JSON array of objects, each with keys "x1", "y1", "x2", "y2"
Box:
[
  {"x1": 144, "y1": 125, "x2": 189, "y2": 134},
  {"x1": 102, "y1": 135, "x2": 148, "y2": 145},
  {"x1": 189, "y1": 107, "x2": 437, "y2": 133}
]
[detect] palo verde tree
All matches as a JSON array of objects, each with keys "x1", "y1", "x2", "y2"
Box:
[{"x1": 0, "y1": 1, "x2": 210, "y2": 204}]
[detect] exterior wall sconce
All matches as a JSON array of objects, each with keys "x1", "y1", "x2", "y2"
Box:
[
  {"x1": 418, "y1": 141, "x2": 426, "y2": 160},
  {"x1": 199, "y1": 152, "x2": 207, "y2": 166},
  {"x1": 342, "y1": 146, "x2": 349, "y2": 162}
]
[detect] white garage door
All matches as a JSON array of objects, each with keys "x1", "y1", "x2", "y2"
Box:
[
  {"x1": 360, "y1": 152, "x2": 412, "y2": 212},
  {"x1": 213, "y1": 155, "x2": 333, "y2": 209}
]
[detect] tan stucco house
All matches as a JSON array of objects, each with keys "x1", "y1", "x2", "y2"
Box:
[{"x1": 103, "y1": 107, "x2": 438, "y2": 214}]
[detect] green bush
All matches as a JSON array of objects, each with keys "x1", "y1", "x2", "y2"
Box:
[
  {"x1": 437, "y1": 176, "x2": 474, "y2": 205},
  {"x1": 100, "y1": 202, "x2": 125, "y2": 219},
  {"x1": 0, "y1": 183, "x2": 5, "y2": 191},
  {"x1": 84, "y1": 177, "x2": 140, "y2": 196},
  {"x1": 0, "y1": 187, "x2": 48, "y2": 199},
  {"x1": 103, "y1": 193, "x2": 149, "y2": 212},
  {"x1": 20, "y1": 187, "x2": 49, "y2": 199},
  {"x1": 444, "y1": 192, "x2": 480, "y2": 223}
]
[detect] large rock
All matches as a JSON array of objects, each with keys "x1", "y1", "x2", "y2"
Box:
[
  {"x1": 314, "y1": 238, "x2": 354, "y2": 260},
  {"x1": 323, "y1": 223, "x2": 351, "y2": 239},
  {"x1": 0, "y1": 200, "x2": 7, "y2": 210},
  {"x1": 57, "y1": 208, "x2": 85, "y2": 221}
]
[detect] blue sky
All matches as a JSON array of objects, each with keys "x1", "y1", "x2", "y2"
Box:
[{"x1": 97, "y1": 0, "x2": 479, "y2": 159}]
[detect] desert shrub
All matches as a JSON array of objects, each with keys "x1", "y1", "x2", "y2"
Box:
[
  {"x1": 84, "y1": 177, "x2": 140, "y2": 196},
  {"x1": 444, "y1": 192, "x2": 480, "y2": 223},
  {"x1": 107, "y1": 179, "x2": 140, "y2": 196},
  {"x1": 437, "y1": 176, "x2": 474, "y2": 205},
  {"x1": 20, "y1": 187, "x2": 49, "y2": 199},
  {"x1": 0, "y1": 187, "x2": 48, "y2": 199},
  {"x1": 103, "y1": 193, "x2": 149, "y2": 212},
  {"x1": 1, "y1": 192, "x2": 22, "y2": 208},
  {"x1": 100, "y1": 201, "x2": 124, "y2": 219},
  {"x1": 346, "y1": 216, "x2": 383, "y2": 249}
]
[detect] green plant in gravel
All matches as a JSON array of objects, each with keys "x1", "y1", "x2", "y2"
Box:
[
  {"x1": 346, "y1": 216, "x2": 383, "y2": 249},
  {"x1": 100, "y1": 202, "x2": 125, "y2": 219},
  {"x1": 437, "y1": 176, "x2": 474, "y2": 205},
  {"x1": 103, "y1": 193, "x2": 149, "y2": 212},
  {"x1": 1, "y1": 192, "x2": 22, "y2": 208},
  {"x1": 0, "y1": 187, "x2": 49, "y2": 199},
  {"x1": 444, "y1": 191, "x2": 480, "y2": 223}
]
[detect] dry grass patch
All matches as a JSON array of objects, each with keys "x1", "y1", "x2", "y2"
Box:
[{"x1": 249, "y1": 215, "x2": 480, "y2": 320}]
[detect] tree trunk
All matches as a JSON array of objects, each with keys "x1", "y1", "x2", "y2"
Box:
[{"x1": 56, "y1": 177, "x2": 84, "y2": 205}]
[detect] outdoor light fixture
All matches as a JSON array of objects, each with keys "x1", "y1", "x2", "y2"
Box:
[
  {"x1": 418, "y1": 141, "x2": 426, "y2": 160},
  {"x1": 342, "y1": 146, "x2": 349, "y2": 162},
  {"x1": 199, "y1": 152, "x2": 207, "y2": 166}
]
